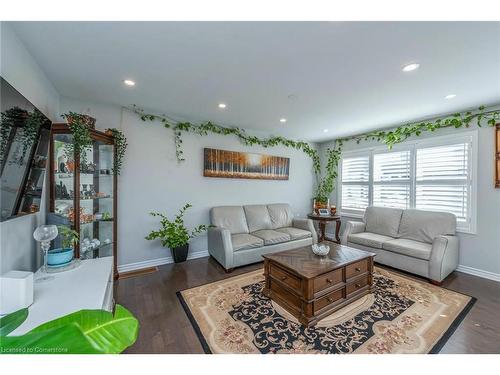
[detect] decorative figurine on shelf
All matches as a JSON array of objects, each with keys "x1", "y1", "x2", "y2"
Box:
[
  {"x1": 65, "y1": 160, "x2": 75, "y2": 173},
  {"x1": 33, "y1": 225, "x2": 58, "y2": 282},
  {"x1": 55, "y1": 181, "x2": 71, "y2": 199},
  {"x1": 330, "y1": 205, "x2": 337, "y2": 216}
]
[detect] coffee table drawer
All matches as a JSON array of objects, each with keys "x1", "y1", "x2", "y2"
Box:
[
  {"x1": 313, "y1": 288, "x2": 344, "y2": 313},
  {"x1": 313, "y1": 269, "x2": 343, "y2": 293},
  {"x1": 346, "y1": 275, "x2": 369, "y2": 296},
  {"x1": 270, "y1": 264, "x2": 301, "y2": 290},
  {"x1": 346, "y1": 259, "x2": 368, "y2": 279}
]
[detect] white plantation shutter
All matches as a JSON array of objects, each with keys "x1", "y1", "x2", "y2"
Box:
[
  {"x1": 416, "y1": 143, "x2": 470, "y2": 225},
  {"x1": 341, "y1": 156, "x2": 370, "y2": 182},
  {"x1": 341, "y1": 156, "x2": 370, "y2": 213},
  {"x1": 373, "y1": 151, "x2": 411, "y2": 209}
]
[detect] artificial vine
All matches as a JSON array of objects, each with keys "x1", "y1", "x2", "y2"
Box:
[
  {"x1": 0, "y1": 107, "x2": 46, "y2": 166},
  {"x1": 105, "y1": 128, "x2": 128, "y2": 175},
  {"x1": 61, "y1": 112, "x2": 94, "y2": 167},
  {"x1": 132, "y1": 105, "x2": 500, "y2": 203}
]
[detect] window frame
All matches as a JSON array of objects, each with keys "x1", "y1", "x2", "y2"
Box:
[{"x1": 338, "y1": 130, "x2": 478, "y2": 234}]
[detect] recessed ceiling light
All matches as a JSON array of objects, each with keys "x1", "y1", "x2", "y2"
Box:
[
  {"x1": 218, "y1": 103, "x2": 227, "y2": 109},
  {"x1": 280, "y1": 118, "x2": 287, "y2": 123},
  {"x1": 445, "y1": 94, "x2": 457, "y2": 99},
  {"x1": 402, "y1": 63, "x2": 420, "y2": 72},
  {"x1": 123, "y1": 79, "x2": 135, "y2": 86},
  {"x1": 323, "y1": 129, "x2": 329, "y2": 133}
]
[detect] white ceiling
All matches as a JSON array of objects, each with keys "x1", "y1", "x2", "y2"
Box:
[{"x1": 10, "y1": 21, "x2": 500, "y2": 142}]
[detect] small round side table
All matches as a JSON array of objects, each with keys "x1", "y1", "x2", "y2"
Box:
[{"x1": 307, "y1": 213, "x2": 341, "y2": 243}]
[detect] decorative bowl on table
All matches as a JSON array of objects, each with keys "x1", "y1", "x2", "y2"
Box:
[
  {"x1": 312, "y1": 244, "x2": 330, "y2": 256},
  {"x1": 47, "y1": 248, "x2": 74, "y2": 267}
]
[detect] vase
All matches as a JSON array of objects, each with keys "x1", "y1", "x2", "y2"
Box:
[{"x1": 172, "y1": 244, "x2": 189, "y2": 263}]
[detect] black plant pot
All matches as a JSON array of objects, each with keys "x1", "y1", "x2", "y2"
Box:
[{"x1": 172, "y1": 244, "x2": 189, "y2": 263}]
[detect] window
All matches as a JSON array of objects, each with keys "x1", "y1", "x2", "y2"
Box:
[
  {"x1": 415, "y1": 143, "x2": 470, "y2": 224},
  {"x1": 340, "y1": 156, "x2": 369, "y2": 211},
  {"x1": 373, "y1": 150, "x2": 411, "y2": 209},
  {"x1": 339, "y1": 132, "x2": 476, "y2": 233}
]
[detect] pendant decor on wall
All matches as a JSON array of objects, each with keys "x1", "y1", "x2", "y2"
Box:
[{"x1": 203, "y1": 148, "x2": 290, "y2": 180}]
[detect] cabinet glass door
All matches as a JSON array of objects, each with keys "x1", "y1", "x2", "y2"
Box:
[{"x1": 79, "y1": 139, "x2": 114, "y2": 259}]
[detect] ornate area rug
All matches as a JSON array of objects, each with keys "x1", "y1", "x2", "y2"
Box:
[{"x1": 177, "y1": 267, "x2": 475, "y2": 354}]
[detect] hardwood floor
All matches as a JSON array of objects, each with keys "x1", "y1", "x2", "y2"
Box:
[{"x1": 115, "y1": 256, "x2": 500, "y2": 354}]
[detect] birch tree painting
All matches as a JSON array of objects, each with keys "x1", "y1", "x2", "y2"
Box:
[{"x1": 203, "y1": 148, "x2": 289, "y2": 180}]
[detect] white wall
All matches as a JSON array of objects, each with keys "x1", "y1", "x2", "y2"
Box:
[
  {"x1": 0, "y1": 23, "x2": 61, "y2": 274},
  {"x1": 59, "y1": 97, "x2": 317, "y2": 270},
  {"x1": 319, "y1": 109, "x2": 500, "y2": 278}
]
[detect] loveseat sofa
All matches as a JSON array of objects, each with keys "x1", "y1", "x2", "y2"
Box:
[
  {"x1": 342, "y1": 206, "x2": 459, "y2": 284},
  {"x1": 208, "y1": 203, "x2": 317, "y2": 272}
]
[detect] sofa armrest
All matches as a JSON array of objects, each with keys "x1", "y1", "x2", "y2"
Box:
[
  {"x1": 341, "y1": 221, "x2": 366, "y2": 245},
  {"x1": 429, "y1": 235, "x2": 459, "y2": 282},
  {"x1": 293, "y1": 218, "x2": 318, "y2": 244},
  {"x1": 207, "y1": 227, "x2": 234, "y2": 270}
]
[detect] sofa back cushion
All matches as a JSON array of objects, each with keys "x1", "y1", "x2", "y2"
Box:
[
  {"x1": 243, "y1": 205, "x2": 273, "y2": 232},
  {"x1": 364, "y1": 206, "x2": 403, "y2": 238},
  {"x1": 210, "y1": 206, "x2": 249, "y2": 234},
  {"x1": 267, "y1": 203, "x2": 294, "y2": 229},
  {"x1": 398, "y1": 209, "x2": 456, "y2": 243}
]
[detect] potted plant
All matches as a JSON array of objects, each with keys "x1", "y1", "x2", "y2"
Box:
[
  {"x1": 145, "y1": 203, "x2": 211, "y2": 263},
  {"x1": 47, "y1": 226, "x2": 79, "y2": 267}
]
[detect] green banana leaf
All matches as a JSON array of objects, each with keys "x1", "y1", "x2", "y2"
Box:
[
  {"x1": 0, "y1": 308, "x2": 28, "y2": 336},
  {"x1": 30, "y1": 304, "x2": 139, "y2": 353},
  {"x1": 0, "y1": 304, "x2": 139, "y2": 354},
  {"x1": 1, "y1": 323, "x2": 101, "y2": 354}
]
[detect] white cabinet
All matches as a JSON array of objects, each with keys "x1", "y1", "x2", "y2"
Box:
[{"x1": 9, "y1": 257, "x2": 114, "y2": 336}]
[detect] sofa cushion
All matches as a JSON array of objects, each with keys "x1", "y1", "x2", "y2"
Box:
[
  {"x1": 347, "y1": 232, "x2": 394, "y2": 249},
  {"x1": 275, "y1": 227, "x2": 312, "y2": 240},
  {"x1": 382, "y1": 238, "x2": 432, "y2": 260},
  {"x1": 364, "y1": 206, "x2": 403, "y2": 238},
  {"x1": 243, "y1": 205, "x2": 273, "y2": 232},
  {"x1": 251, "y1": 229, "x2": 291, "y2": 245},
  {"x1": 231, "y1": 233, "x2": 264, "y2": 252},
  {"x1": 210, "y1": 206, "x2": 249, "y2": 234},
  {"x1": 267, "y1": 203, "x2": 293, "y2": 229},
  {"x1": 398, "y1": 209, "x2": 456, "y2": 244}
]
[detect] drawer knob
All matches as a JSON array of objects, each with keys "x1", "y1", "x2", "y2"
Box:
[
  {"x1": 281, "y1": 276, "x2": 287, "y2": 281},
  {"x1": 355, "y1": 283, "x2": 361, "y2": 288},
  {"x1": 327, "y1": 298, "x2": 333, "y2": 303},
  {"x1": 326, "y1": 278, "x2": 333, "y2": 283},
  {"x1": 355, "y1": 267, "x2": 361, "y2": 272}
]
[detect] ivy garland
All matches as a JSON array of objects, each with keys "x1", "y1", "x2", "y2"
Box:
[{"x1": 132, "y1": 105, "x2": 500, "y2": 203}]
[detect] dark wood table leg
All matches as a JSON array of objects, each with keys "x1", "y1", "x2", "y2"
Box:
[
  {"x1": 335, "y1": 219, "x2": 341, "y2": 244},
  {"x1": 318, "y1": 221, "x2": 326, "y2": 242}
]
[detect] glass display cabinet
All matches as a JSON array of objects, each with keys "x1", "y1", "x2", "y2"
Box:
[{"x1": 48, "y1": 123, "x2": 117, "y2": 278}]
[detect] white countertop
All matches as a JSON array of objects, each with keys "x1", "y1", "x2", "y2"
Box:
[{"x1": 9, "y1": 257, "x2": 113, "y2": 336}]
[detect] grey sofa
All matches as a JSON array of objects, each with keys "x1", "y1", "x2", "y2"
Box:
[
  {"x1": 342, "y1": 206, "x2": 459, "y2": 284},
  {"x1": 208, "y1": 203, "x2": 317, "y2": 272}
]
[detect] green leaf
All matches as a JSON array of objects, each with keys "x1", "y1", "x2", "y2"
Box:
[
  {"x1": 1, "y1": 323, "x2": 102, "y2": 354},
  {"x1": 29, "y1": 305, "x2": 138, "y2": 354},
  {"x1": 0, "y1": 308, "x2": 28, "y2": 336}
]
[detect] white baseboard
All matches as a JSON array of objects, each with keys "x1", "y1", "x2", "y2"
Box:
[
  {"x1": 118, "y1": 249, "x2": 500, "y2": 284},
  {"x1": 118, "y1": 250, "x2": 209, "y2": 273},
  {"x1": 456, "y1": 265, "x2": 500, "y2": 282}
]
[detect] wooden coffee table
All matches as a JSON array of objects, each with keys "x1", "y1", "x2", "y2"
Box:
[{"x1": 263, "y1": 241, "x2": 376, "y2": 327}]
